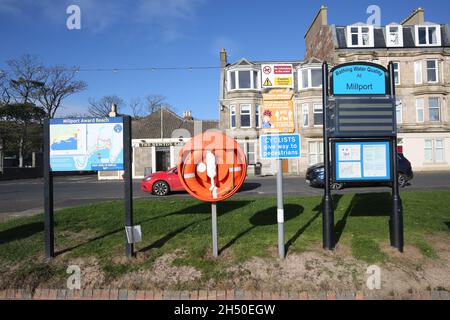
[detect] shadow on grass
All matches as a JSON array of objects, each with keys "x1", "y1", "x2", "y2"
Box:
[
  {"x1": 238, "y1": 182, "x2": 261, "y2": 193},
  {"x1": 57, "y1": 201, "x2": 253, "y2": 256},
  {"x1": 0, "y1": 222, "x2": 44, "y2": 245},
  {"x1": 285, "y1": 195, "x2": 343, "y2": 254},
  {"x1": 219, "y1": 204, "x2": 303, "y2": 254},
  {"x1": 445, "y1": 222, "x2": 450, "y2": 231},
  {"x1": 335, "y1": 192, "x2": 392, "y2": 245}
]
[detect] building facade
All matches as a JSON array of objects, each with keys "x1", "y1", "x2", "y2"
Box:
[{"x1": 219, "y1": 6, "x2": 450, "y2": 174}]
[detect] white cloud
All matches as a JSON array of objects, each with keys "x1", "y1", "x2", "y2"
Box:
[{"x1": 0, "y1": 0, "x2": 204, "y2": 40}]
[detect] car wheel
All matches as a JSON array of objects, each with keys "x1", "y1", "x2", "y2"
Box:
[
  {"x1": 398, "y1": 174, "x2": 407, "y2": 188},
  {"x1": 152, "y1": 181, "x2": 170, "y2": 196},
  {"x1": 331, "y1": 182, "x2": 344, "y2": 190}
]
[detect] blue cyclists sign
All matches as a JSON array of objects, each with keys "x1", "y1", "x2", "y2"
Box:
[{"x1": 260, "y1": 134, "x2": 301, "y2": 159}]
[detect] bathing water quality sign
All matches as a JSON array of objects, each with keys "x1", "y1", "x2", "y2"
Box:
[
  {"x1": 49, "y1": 117, "x2": 124, "y2": 171},
  {"x1": 331, "y1": 62, "x2": 388, "y2": 96}
]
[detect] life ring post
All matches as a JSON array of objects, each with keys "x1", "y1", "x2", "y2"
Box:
[{"x1": 211, "y1": 202, "x2": 218, "y2": 258}]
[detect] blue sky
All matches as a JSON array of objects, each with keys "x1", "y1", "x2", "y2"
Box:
[{"x1": 0, "y1": 0, "x2": 448, "y2": 119}]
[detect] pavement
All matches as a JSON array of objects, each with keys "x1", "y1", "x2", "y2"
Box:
[{"x1": 1, "y1": 171, "x2": 450, "y2": 220}]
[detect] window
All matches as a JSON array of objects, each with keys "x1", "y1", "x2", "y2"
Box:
[
  {"x1": 255, "y1": 105, "x2": 261, "y2": 128},
  {"x1": 308, "y1": 141, "x2": 324, "y2": 165},
  {"x1": 415, "y1": 25, "x2": 441, "y2": 46},
  {"x1": 302, "y1": 104, "x2": 309, "y2": 127},
  {"x1": 416, "y1": 98, "x2": 424, "y2": 123},
  {"x1": 240, "y1": 104, "x2": 251, "y2": 128},
  {"x1": 429, "y1": 98, "x2": 440, "y2": 122},
  {"x1": 424, "y1": 139, "x2": 433, "y2": 162},
  {"x1": 396, "y1": 100, "x2": 402, "y2": 124},
  {"x1": 227, "y1": 69, "x2": 260, "y2": 90},
  {"x1": 424, "y1": 139, "x2": 445, "y2": 163},
  {"x1": 386, "y1": 25, "x2": 403, "y2": 47},
  {"x1": 238, "y1": 70, "x2": 251, "y2": 89},
  {"x1": 426, "y1": 60, "x2": 438, "y2": 83},
  {"x1": 247, "y1": 142, "x2": 256, "y2": 165},
  {"x1": 230, "y1": 105, "x2": 236, "y2": 128},
  {"x1": 347, "y1": 25, "x2": 374, "y2": 47},
  {"x1": 229, "y1": 71, "x2": 236, "y2": 90},
  {"x1": 414, "y1": 61, "x2": 422, "y2": 84},
  {"x1": 313, "y1": 104, "x2": 323, "y2": 126},
  {"x1": 393, "y1": 62, "x2": 401, "y2": 85},
  {"x1": 299, "y1": 68, "x2": 322, "y2": 89}
]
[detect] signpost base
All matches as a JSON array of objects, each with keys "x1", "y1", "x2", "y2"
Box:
[{"x1": 211, "y1": 202, "x2": 218, "y2": 257}]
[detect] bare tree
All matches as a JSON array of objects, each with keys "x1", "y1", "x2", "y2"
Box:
[
  {"x1": 0, "y1": 70, "x2": 11, "y2": 105},
  {"x1": 144, "y1": 94, "x2": 172, "y2": 114},
  {"x1": 129, "y1": 98, "x2": 146, "y2": 119},
  {"x1": 38, "y1": 66, "x2": 87, "y2": 118},
  {"x1": 88, "y1": 95, "x2": 124, "y2": 117},
  {"x1": 6, "y1": 54, "x2": 46, "y2": 104}
]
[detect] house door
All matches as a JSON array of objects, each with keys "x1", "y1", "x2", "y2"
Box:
[
  {"x1": 155, "y1": 147, "x2": 170, "y2": 172},
  {"x1": 282, "y1": 159, "x2": 289, "y2": 173}
]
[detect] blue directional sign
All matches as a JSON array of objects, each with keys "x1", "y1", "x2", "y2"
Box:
[
  {"x1": 260, "y1": 134, "x2": 301, "y2": 159},
  {"x1": 331, "y1": 62, "x2": 388, "y2": 96},
  {"x1": 334, "y1": 141, "x2": 391, "y2": 181}
]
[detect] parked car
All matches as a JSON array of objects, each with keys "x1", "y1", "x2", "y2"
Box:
[
  {"x1": 305, "y1": 153, "x2": 413, "y2": 190},
  {"x1": 140, "y1": 167, "x2": 185, "y2": 196}
]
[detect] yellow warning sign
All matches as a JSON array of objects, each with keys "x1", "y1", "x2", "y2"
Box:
[
  {"x1": 263, "y1": 78, "x2": 272, "y2": 87},
  {"x1": 274, "y1": 77, "x2": 292, "y2": 86}
]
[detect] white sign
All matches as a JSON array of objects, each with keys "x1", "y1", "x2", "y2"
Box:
[
  {"x1": 261, "y1": 64, "x2": 294, "y2": 88},
  {"x1": 363, "y1": 144, "x2": 387, "y2": 177}
]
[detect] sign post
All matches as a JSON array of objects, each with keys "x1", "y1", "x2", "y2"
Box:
[
  {"x1": 123, "y1": 115, "x2": 135, "y2": 257},
  {"x1": 260, "y1": 133, "x2": 301, "y2": 258},
  {"x1": 323, "y1": 61, "x2": 404, "y2": 252},
  {"x1": 44, "y1": 116, "x2": 135, "y2": 258},
  {"x1": 43, "y1": 118, "x2": 54, "y2": 258},
  {"x1": 322, "y1": 62, "x2": 335, "y2": 250}
]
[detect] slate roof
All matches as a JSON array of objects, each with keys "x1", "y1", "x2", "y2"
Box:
[
  {"x1": 132, "y1": 108, "x2": 219, "y2": 139},
  {"x1": 333, "y1": 23, "x2": 450, "y2": 49}
]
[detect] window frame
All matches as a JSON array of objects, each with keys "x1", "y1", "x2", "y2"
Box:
[
  {"x1": 239, "y1": 104, "x2": 252, "y2": 128},
  {"x1": 416, "y1": 98, "x2": 424, "y2": 123},
  {"x1": 392, "y1": 62, "x2": 401, "y2": 85},
  {"x1": 308, "y1": 141, "x2": 324, "y2": 165},
  {"x1": 346, "y1": 25, "x2": 374, "y2": 48},
  {"x1": 386, "y1": 25, "x2": 404, "y2": 47},
  {"x1": 298, "y1": 67, "x2": 322, "y2": 90},
  {"x1": 428, "y1": 97, "x2": 440, "y2": 122},
  {"x1": 424, "y1": 139, "x2": 445, "y2": 163},
  {"x1": 415, "y1": 25, "x2": 441, "y2": 47},
  {"x1": 426, "y1": 59, "x2": 439, "y2": 84},
  {"x1": 313, "y1": 103, "x2": 323, "y2": 127},
  {"x1": 396, "y1": 100, "x2": 402, "y2": 124},
  {"x1": 255, "y1": 105, "x2": 261, "y2": 128},
  {"x1": 230, "y1": 105, "x2": 236, "y2": 129},
  {"x1": 414, "y1": 61, "x2": 423, "y2": 85},
  {"x1": 302, "y1": 103, "x2": 309, "y2": 128},
  {"x1": 227, "y1": 68, "x2": 260, "y2": 91}
]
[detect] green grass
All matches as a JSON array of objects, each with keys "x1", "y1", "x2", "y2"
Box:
[{"x1": 0, "y1": 190, "x2": 449, "y2": 289}]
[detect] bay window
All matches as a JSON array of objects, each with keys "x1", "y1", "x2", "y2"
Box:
[
  {"x1": 240, "y1": 104, "x2": 251, "y2": 128},
  {"x1": 428, "y1": 98, "x2": 440, "y2": 122},
  {"x1": 299, "y1": 67, "x2": 322, "y2": 89},
  {"x1": 227, "y1": 69, "x2": 260, "y2": 91},
  {"x1": 313, "y1": 103, "x2": 323, "y2": 126},
  {"x1": 230, "y1": 105, "x2": 236, "y2": 128},
  {"x1": 426, "y1": 60, "x2": 438, "y2": 83}
]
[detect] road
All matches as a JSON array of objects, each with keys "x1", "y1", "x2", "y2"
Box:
[{"x1": 1, "y1": 171, "x2": 450, "y2": 220}]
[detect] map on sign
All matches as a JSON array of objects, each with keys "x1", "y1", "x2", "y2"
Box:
[{"x1": 50, "y1": 117, "x2": 124, "y2": 171}]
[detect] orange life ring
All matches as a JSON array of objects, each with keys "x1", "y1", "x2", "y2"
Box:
[{"x1": 177, "y1": 131, "x2": 247, "y2": 202}]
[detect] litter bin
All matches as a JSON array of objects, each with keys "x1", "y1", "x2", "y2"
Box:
[{"x1": 254, "y1": 162, "x2": 262, "y2": 176}]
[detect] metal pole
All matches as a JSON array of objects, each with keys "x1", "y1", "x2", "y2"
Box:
[
  {"x1": 211, "y1": 202, "x2": 218, "y2": 257},
  {"x1": 43, "y1": 118, "x2": 54, "y2": 258},
  {"x1": 322, "y1": 62, "x2": 335, "y2": 250},
  {"x1": 277, "y1": 158, "x2": 285, "y2": 259},
  {"x1": 123, "y1": 116, "x2": 135, "y2": 257},
  {"x1": 388, "y1": 62, "x2": 404, "y2": 252}
]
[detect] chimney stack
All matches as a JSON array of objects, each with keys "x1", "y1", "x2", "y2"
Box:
[
  {"x1": 183, "y1": 110, "x2": 193, "y2": 120},
  {"x1": 220, "y1": 48, "x2": 228, "y2": 68}
]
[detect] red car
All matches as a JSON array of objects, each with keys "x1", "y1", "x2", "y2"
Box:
[{"x1": 140, "y1": 167, "x2": 185, "y2": 196}]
